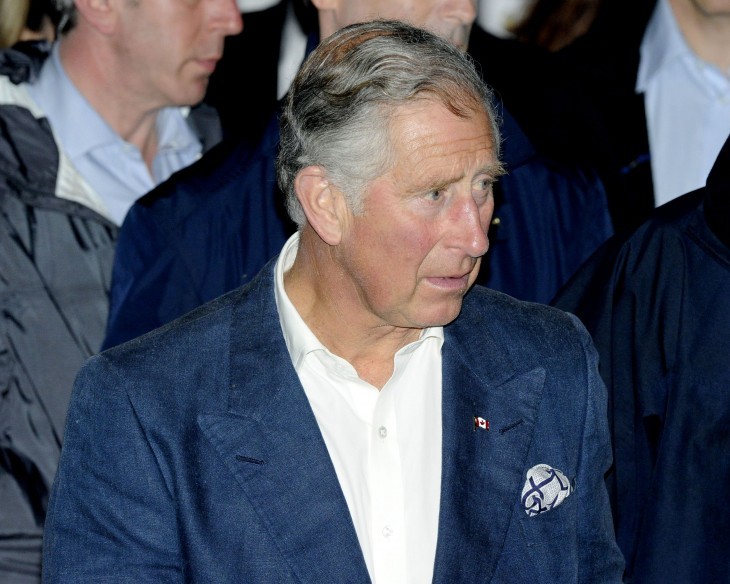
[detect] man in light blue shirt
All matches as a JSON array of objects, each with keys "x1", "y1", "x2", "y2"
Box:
[
  {"x1": 27, "y1": 43, "x2": 206, "y2": 225},
  {"x1": 0, "y1": 1, "x2": 242, "y2": 581},
  {"x1": 638, "y1": 0, "x2": 730, "y2": 206},
  {"x1": 23, "y1": 0, "x2": 243, "y2": 225}
]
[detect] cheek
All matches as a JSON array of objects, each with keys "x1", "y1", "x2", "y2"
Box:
[{"x1": 361, "y1": 224, "x2": 433, "y2": 282}]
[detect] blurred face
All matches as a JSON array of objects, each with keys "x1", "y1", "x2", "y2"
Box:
[
  {"x1": 332, "y1": 98, "x2": 500, "y2": 330},
  {"x1": 320, "y1": 0, "x2": 477, "y2": 50},
  {"x1": 117, "y1": 0, "x2": 242, "y2": 108}
]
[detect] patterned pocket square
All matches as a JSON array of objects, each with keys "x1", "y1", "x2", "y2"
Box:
[{"x1": 521, "y1": 464, "x2": 573, "y2": 517}]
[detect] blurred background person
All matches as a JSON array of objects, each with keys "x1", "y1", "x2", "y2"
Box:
[
  {"x1": 0, "y1": 1, "x2": 241, "y2": 581},
  {"x1": 510, "y1": 0, "x2": 602, "y2": 51},
  {"x1": 205, "y1": 0, "x2": 317, "y2": 144}
]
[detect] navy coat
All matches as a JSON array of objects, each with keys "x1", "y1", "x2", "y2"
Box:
[
  {"x1": 45, "y1": 264, "x2": 623, "y2": 582},
  {"x1": 553, "y1": 135, "x2": 730, "y2": 582}
]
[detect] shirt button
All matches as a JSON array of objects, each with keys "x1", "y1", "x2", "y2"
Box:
[
  {"x1": 382, "y1": 525, "x2": 393, "y2": 538},
  {"x1": 378, "y1": 426, "x2": 388, "y2": 439}
]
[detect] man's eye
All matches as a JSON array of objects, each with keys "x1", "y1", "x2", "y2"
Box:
[
  {"x1": 474, "y1": 179, "x2": 493, "y2": 198},
  {"x1": 475, "y1": 178, "x2": 493, "y2": 191},
  {"x1": 426, "y1": 190, "x2": 443, "y2": 201}
]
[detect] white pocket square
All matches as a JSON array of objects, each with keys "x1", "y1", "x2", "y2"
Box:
[{"x1": 521, "y1": 464, "x2": 573, "y2": 517}]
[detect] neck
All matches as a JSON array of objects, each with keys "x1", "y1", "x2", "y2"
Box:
[
  {"x1": 670, "y1": 0, "x2": 730, "y2": 71},
  {"x1": 58, "y1": 34, "x2": 161, "y2": 170},
  {"x1": 284, "y1": 229, "x2": 421, "y2": 389}
]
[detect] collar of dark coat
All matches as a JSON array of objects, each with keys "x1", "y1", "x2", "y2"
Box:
[
  {"x1": 704, "y1": 136, "x2": 730, "y2": 249},
  {"x1": 0, "y1": 40, "x2": 51, "y2": 85}
]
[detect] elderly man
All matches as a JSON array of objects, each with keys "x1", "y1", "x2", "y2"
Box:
[
  {"x1": 44, "y1": 21, "x2": 623, "y2": 583},
  {"x1": 0, "y1": 1, "x2": 240, "y2": 581},
  {"x1": 102, "y1": 0, "x2": 612, "y2": 349}
]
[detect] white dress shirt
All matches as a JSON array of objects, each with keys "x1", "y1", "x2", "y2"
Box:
[
  {"x1": 28, "y1": 44, "x2": 203, "y2": 225},
  {"x1": 638, "y1": 0, "x2": 730, "y2": 206},
  {"x1": 274, "y1": 233, "x2": 443, "y2": 584}
]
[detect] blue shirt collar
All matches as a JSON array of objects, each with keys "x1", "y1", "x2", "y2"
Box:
[{"x1": 638, "y1": 0, "x2": 697, "y2": 92}]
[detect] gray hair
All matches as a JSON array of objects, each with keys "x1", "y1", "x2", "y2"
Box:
[{"x1": 277, "y1": 19, "x2": 502, "y2": 227}]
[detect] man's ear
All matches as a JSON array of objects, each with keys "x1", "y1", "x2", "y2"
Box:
[
  {"x1": 73, "y1": 0, "x2": 117, "y2": 35},
  {"x1": 309, "y1": 0, "x2": 338, "y2": 10},
  {"x1": 295, "y1": 166, "x2": 349, "y2": 246},
  {"x1": 309, "y1": 0, "x2": 340, "y2": 39}
]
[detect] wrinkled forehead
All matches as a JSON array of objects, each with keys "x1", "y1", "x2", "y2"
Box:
[{"x1": 384, "y1": 98, "x2": 502, "y2": 180}]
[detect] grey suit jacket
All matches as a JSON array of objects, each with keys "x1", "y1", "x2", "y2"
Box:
[{"x1": 43, "y1": 260, "x2": 623, "y2": 582}]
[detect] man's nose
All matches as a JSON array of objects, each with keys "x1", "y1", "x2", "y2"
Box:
[{"x1": 451, "y1": 196, "x2": 490, "y2": 257}]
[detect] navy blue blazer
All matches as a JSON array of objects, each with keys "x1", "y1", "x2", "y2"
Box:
[{"x1": 44, "y1": 264, "x2": 623, "y2": 582}]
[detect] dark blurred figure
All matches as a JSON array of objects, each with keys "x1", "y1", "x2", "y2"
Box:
[
  {"x1": 510, "y1": 0, "x2": 602, "y2": 51},
  {"x1": 553, "y1": 134, "x2": 730, "y2": 583},
  {"x1": 205, "y1": 0, "x2": 318, "y2": 144}
]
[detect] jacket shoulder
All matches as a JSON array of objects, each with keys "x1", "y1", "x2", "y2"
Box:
[
  {"x1": 460, "y1": 286, "x2": 583, "y2": 338},
  {"x1": 453, "y1": 285, "x2": 592, "y2": 370},
  {"x1": 132, "y1": 116, "x2": 281, "y2": 229}
]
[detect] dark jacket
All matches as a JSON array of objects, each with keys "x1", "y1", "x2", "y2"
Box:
[
  {"x1": 47, "y1": 259, "x2": 623, "y2": 582},
  {"x1": 104, "y1": 104, "x2": 612, "y2": 348},
  {"x1": 0, "y1": 43, "x2": 219, "y2": 583},
  {"x1": 553, "y1": 135, "x2": 730, "y2": 583}
]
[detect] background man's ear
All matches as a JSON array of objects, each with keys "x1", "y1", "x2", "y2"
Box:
[
  {"x1": 309, "y1": 0, "x2": 338, "y2": 11},
  {"x1": 295, "y1": 166, "x2": 349, "y2": 246},
  {"x1": 308, "y1": 0, "x2": 340, "y2": 40},
  {"x1": 73, "y1": 0, "x2": 117, "y2": 35}
]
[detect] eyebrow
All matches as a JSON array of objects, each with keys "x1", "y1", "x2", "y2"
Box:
[
  {"x1": 416, "y1": 161, "x2": 506, "y2": 192},
  {"x1": 482, "y1": 161, "x2": 507, "y2": 178}
]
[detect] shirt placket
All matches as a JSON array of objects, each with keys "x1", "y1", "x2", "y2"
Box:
[{"x1": 369, "y1": 385, "x2": 407, "y2": 584}]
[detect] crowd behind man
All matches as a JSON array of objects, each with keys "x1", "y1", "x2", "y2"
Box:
[{"x1": 102, "y1": 0, "x2": 612, "y2": 348}]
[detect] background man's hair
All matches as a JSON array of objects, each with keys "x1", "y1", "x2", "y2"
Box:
[{"x1": 277, "y1": 19, "x2": 502, "y2": 227}]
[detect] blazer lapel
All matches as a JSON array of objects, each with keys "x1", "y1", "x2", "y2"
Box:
[
  {"x1": 433, "y1": 325, "x2": 546, "y2": 583},
  {"x1": 198, "y1": 266, "x2": 370, "y2": 583}
]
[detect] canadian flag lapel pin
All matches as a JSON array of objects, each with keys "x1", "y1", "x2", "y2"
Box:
[{"x1": 474, "y1": 416, "x2": 489, "y2": 431}]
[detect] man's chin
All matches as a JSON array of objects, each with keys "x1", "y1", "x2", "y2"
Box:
[{"x1": 417, "y1": 299, "x2": 466, "y2": 329}]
